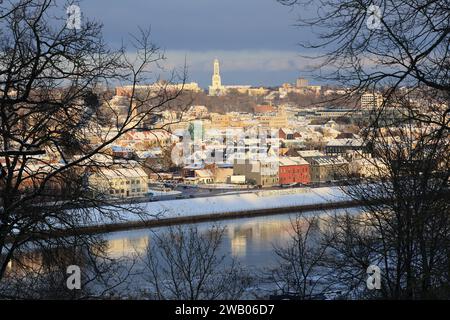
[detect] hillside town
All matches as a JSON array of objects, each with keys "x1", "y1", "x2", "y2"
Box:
[
  {"x1": 5, "y1": 58, "x2": 410, "y2": 203},
  {"x1": 1, "y1": 0, "x2": 449, "y2": 305}
]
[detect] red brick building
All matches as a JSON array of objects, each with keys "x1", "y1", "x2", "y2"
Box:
[
  {"x1": 279, "y1": 128, "x2": 302, "y2": 140},
  {"x1": 278, "y1": 157, "x2": 310, "y2": 185},
  {"x1": 253, "y1": 104, "x2": 275, "y2": 114}
]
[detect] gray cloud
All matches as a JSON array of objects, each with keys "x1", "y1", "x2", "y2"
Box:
[{"x1": 74, "y1": 0, "x2": 319, "y2": 85}]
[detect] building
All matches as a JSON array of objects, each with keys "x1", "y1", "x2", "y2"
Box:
[
  {"x1": 89, "y1": 167, "x2": 149, "y2": 198},
  {"x1": 257, "y1": 106, "x2": 288, "y2": 128},
  {"x1": 224, "y1": 85, "x2": 251, "y2": 94},
  {"x1": 118, "y1": 130, "x2": 179, "y2": 150},
  {"x1": 186, "y1": 105, "x2": 209, "y2": 119},
  {"x1": 279, "y1": 79, "x2": 322, "y2": 97},
  {"x1": 181, "y1": 163, "x2": 205, "y2": 178},
  {"x1": 278, "y1": 157, "x2": 310, "y2": 185},
  {"x1": 296, "y1": 77, "x2": 309, "y2": 88},
  {"x1": 361, "y1": 92, "x2": 383, "y2": 109},
  {"x1": 208, "y1": 59, "x2": 226, "y2": 96},
  {"x1": 210, "y1": 113, "x2": 231, "y2": 128},
  {"x1": 297, "y1": 150, "x2": 325, "y2": 159},
  {"x1": 279, "y1": 128, "x2": 295, "y2": 140},
  {"x1": 207, "y1": 163, "x2": 234, "y2": 183},
  {"x1": 115, "y1": 82, "x2": 203, "y2": 97},
  {"x1": 349, "y1": 157, "x2": 388, "y2": 178},
  {"x1": 233, "y1": 158, "x2": 279, "y2": 187},
  {"x1": 325, "y1": 138, "x2": 366, "y2": 157},
  {"x1": 297, "y1": 107, "x2": 363, "y2": 120},
  {"x1": 304, "y1": 156, "x2": 349, "y2": 183},
  {"x1": 247, "y1": 87, "x2": 269, "y2": 96},
  {"x1": 254, "y1": 105, "x2": 276, "y2": 115},
  {"x1": 194, "y1": 169, "x2": 214, "y2": 184}
]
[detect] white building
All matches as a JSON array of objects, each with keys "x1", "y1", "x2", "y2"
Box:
[
  {"x1": 89, "y1": 167, "x2": 149, "y2": 198},
  {"x1": 361, "y1": 92, "x2": 383, "y2": 109},
  {"x1": 208, "y1": 59, "x2": 226, "y2": 96}
]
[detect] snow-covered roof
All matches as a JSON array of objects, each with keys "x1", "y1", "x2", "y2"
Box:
[
  {"x1": 124, "y1": 130, "x2": 178, "y2": 142},
  {"x1": 183, "y1": 163, "x2": 205, "y2": 170},
  {"x1": 278, "y1": 156, "x2": 310, "y2": 166},
  {"x1": 297, "y1": 150, "x2": 325, "y2": 158},
  {"x1": 280, "y1": 128, "x2": 294, "y2": 135},
  {"x1": 308, "y1": 156, "x2": 348, "y2": 166},
  {"x1": 326, "y1": 138, "x2": 364, "y2": 147},
  {"x1": 94, "y1": 167, "x2": 148, "y2": 179},
  {"x1": 195, "y1": 169, "x2": 214, "y2": 178}
]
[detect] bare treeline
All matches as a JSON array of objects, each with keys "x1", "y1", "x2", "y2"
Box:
[{"x1": 0, "y1": 0, "x2": 187, "y2": 297}]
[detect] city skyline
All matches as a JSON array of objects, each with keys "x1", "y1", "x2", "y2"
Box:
[{"x1": 1, "y1": 0, "x2": 448, "y2": 304}]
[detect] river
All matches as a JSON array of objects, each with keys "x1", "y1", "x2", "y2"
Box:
[
  {"x1": 100, "y1": 208, "x2": 362, "y2": 297},
  {"x1": 3, "y1": 207, "x2": 361, "y2": 298}
]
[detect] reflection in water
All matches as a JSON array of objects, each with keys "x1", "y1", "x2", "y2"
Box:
[
  {"x1": 103, "y1": 208, "x2": 354, "y2": 269},
  {"x1": 5, "y1": 208, "x2": 360, "y2": 285},
  {"x1": 107, "y1": 236, "x2": 149, "y2": 258},
  {"x1": 231, "y1": 236, "x2": 247, "y2": 257},
  {"x1": 103, "y1": 215, "x2": 298, "y2": 267}
]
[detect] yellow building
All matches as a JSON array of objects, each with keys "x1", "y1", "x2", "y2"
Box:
[
  {"x1": 306, "y1": 156, "x2": 349, "y2": 183},
  {"x1": 257, "y1": 106, "x2": 288, "y2": 128},
  {"x1": 89, "y1": 167, "x2": 149, "y2": 198},
  {"x1": 210, "y1": 113, "x2": 231, "y2": 128},
  {"x1": 248, "y1": 87, "x2": 269, "y2": 96}
]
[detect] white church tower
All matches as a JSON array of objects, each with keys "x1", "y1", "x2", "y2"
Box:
[{"x1": 208, "y1": 59, "x2": 226, "y2": 96}]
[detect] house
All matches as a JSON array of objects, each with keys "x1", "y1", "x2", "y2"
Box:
[
  {"x1": 297, "y1": 150, "x2": 325, "y2": 159},
  {"x1": 119, "y1": 130, "x2": 179, "y2": 150},
  {"x1": 233, "y1": 158, "x2": 279, "y2": 187},
  {"x1": 89, "y1": 166, "x2": 148, "y2": 198},
  {"x1": 278, "y1": 157, "x2": 310, "y2": 185},
  {"x1": 207, "y1": 163, "x2": 234, "y2": 183},
  {"x1": 325, "y1": 138, "x2": 366, "y2": 158},
  {"x1": 349, "y1": 157, "x2": 388, "y2": 178},
  {"x1": 181, "y1": 163, "x2": 205, "y2": 178},
  {"x1": 111, "y1": 146, "x2": 134, "y2": 160},
  {"x1": 279, "y1": 128, "x2": 294, "y2": 140},
  {"x1": 254, "y1": 104, "x2": 275, "y2": 114},
  {"x1": 305, "y1": 156, "x2": 349, "y2": 183},
  {"x1": 194, "y1": 169, "x2": 214, "y2": 184}
]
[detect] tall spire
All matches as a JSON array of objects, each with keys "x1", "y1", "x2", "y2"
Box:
[
  {"x1": 209, "y1": 58, "x2": 225, "y2": 96},
  {"x1": 212, "y1": 58, "x2": 221, "y2": 88}
]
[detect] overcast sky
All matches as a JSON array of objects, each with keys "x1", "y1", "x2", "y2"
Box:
[{"x1": 79, "y1": 0, "x2": 318, "y2": 87}]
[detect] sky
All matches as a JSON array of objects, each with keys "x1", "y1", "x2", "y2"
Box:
[{"x1": 78, "y1": 0, "x2": 318, "y2": 88}]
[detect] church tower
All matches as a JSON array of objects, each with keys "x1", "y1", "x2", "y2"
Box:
[
  {"x1": 209, "y1": 59, "x2": 225, "y2": 96},
  {"x1": 212, "y1": 59, "x2": 222, "y2": 88}
]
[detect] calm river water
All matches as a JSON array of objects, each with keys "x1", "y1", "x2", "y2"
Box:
[{"x1": 104, "y1": 208, "x2": 360, "y2": 269}]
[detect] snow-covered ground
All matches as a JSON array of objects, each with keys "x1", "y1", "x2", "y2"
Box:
[{"x1": 84, "y1": 186, "x2": 351, "y2": 227}]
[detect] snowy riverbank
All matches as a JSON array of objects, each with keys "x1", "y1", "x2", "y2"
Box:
[{"x1": 80, "y1": 186, "x2": 353, "y2": 230}]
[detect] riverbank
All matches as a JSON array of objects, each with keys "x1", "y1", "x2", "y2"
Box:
[
  {"x1": 55, "y1": 186, "x2": 361, "y2": 237},
  {"x1": 69, "y1": 199, "x2": 360, "y2": 236}
]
